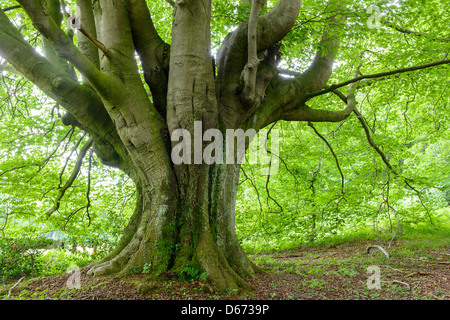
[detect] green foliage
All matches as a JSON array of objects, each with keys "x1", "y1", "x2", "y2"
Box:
[
  {"x1": 179, "y1": 265, "x2": 208, "y2": 282},
  {"x1": 0, "y1": 236, "x2": 54, "y2": 282},
  {"x1": 36, "y1": 249, "x2": 94, "y2": 277},
  {"x1": 236, "y1": 100, "x2": 450, "y2": 251}
]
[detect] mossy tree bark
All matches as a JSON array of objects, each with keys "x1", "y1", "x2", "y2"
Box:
[{"x1": 0, "y1": 0, "x2": 363, "y2": 290}]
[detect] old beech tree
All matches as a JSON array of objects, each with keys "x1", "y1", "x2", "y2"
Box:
[{"x1": 0, "y1": 0, "x2": 448, "y2": 290}]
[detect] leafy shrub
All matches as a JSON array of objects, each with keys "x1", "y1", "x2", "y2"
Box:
[
  {"x1": 36, "y1": 248, "x2": 94, "y2": 277},
  {"x1": 0, "y1": 236, "x2": 54, "y2": 282}
]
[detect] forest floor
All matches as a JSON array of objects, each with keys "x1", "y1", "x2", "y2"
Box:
[{"x1": 1, "y1": 239, "x2": 449, "y2": 300}]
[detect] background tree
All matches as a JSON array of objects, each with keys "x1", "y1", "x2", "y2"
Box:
[{"x1": 0, "y1": 0, "x2": 448, "y2": 290}]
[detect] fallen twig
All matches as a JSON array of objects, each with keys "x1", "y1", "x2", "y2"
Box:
[
  {"x1": 383, "y1": 265, "x2": 404, "y2": 273},
  {"x1": 428, "y1": 261, "x2": 450, "y2": 265},
  {"x1": 406, "y1": 271, "x2": 431, "y2": 277},
  {"x1": 392, "y1": 280, "x2": 410, "y2": 288}
]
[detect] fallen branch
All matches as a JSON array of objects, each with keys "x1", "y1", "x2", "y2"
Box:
[
  {"x1": 61, "y1": 0, "x2": 108, "y2": 55},
  {"x1": 7, "y1": 277, "x2": 25, "y2": 298},
  {"x1": 392, "y1": 280, "x2": 410, "y2": 288},
  {"x1": 427, "y1": 261, "x2": 450, "y2": 265},
  {"x1": 382, "y1": 265, "x2": 404, "y2": 273},
  {"x1": 366, "y1": 244, "x2": 390, "y2": 259}
]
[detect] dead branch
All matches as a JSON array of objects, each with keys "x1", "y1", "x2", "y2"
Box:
[
  {"x1": 307, "y1": 122, "x2": 345, "y2": 193},
  {"x1": 7, "y1": 277, "x2": 25, "y2": 298},
  {"x1": 392, "y1": 280, "x2": 410, "y2": 288},
  {"x1": 46, "y1": 136, "x2": 93, "y2": 217},
  {"x1": 60, "y1": 0, "x2": 108, "y2": 55},
  {"x1": 305, "y1": 59, "x2": 450, "y2": 101},
  {"x1": 366, "y1": 244, "x2": 390, "y2": 259}
]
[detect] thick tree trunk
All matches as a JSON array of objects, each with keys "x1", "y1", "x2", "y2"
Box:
[{"x1": 88, "y1": 161, "x2": 259, "y2": 291}]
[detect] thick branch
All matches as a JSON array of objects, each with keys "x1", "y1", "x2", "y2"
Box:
[
  {"x1": 298, "y1": 2, "x2": 345, "y2": 94},
  {"x1": 240, "y1": 0, "x2": 263, "y2": 107},
  {"x1": 76, "y1": 0, "x2": 101, "y2": 67},
  {"x1": 0, "y1": 10, "x2": 128, "y2": 172},
  {"x1": 0, "y1": 10, "x2": 106, "y2": 132},
  {"x1": 257, "y1": 0, "x2": 302, "y2": 51},
  {"x1": 283, "y1": 95, "x2": 356, "y2": 123},
  {"x1": 17, "y1": 0, "x2": 113, "y2": 95},
  {"x1": 216, "y1": 0, "x2": 301, "y2": 98},
  {"x1": 239, "y1": 1, "x2": 343, "y2": 129},
  {"x1": 283, "y1": 60, "x2": 361, "y2": 123},
  {"x1": 0, "y1": 63, "x2": 23, "y2": 76},
  {"x1": 40, "y1": 0, "x2": 76, "y2": 79},
  {"x1": 165, "y1": 0, "x2": 175, "y2": 8},
  {"x1": 129, "y1": 0, "x2": 170, "y2": 116}
]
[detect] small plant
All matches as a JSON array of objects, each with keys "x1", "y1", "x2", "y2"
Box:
[
  {"x1": 128, "y1": 265, "x2": 141, "y2": 276},
  {"x1": 142, "y1": 262, "x2": 152, "y2": 274},
  {"x1": 179, "y1": 265, "x2": 208, "y2": 282}
]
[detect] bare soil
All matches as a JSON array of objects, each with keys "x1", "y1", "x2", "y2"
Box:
[{"x1": 2, "y1": 240, "x2": 449, "y2": 301}]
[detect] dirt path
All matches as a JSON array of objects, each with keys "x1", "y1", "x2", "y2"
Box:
[{"x1": 2, "y1": 240, "x2": 449, "y2": 300}]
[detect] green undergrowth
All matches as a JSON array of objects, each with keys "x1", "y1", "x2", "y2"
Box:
[{"x1": 240, "y1": 212, "x2": 450, "y2": 255}]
